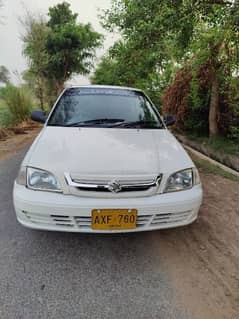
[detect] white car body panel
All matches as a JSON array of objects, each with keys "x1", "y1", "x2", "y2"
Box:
[
  {"x1": 14, "y1": 86, "x2": 203, "y2": 233},
  {"x1": 26, "y1": 127, "x2": 193, "y2": 177},
  {"x1": 14, "y1": 182, "x2": 202, "y2": 233}
]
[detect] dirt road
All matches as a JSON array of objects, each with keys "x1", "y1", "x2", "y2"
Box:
[
  {"x1": 0, "y1": 130, "x2": 238, "y2": 318},
  {"x1": 155, "y1": 172, "x2": 239, "y2": 318},
  {"x1": 0, "y1": 127, "x2": 41, "y2": 160}
]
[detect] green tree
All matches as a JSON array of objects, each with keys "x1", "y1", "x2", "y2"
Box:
[
  {"x1": 91, "y1": 54, "x2": 120, "y2": 85},
  {"x1": 163, "y1": 1, "x2": 239, "y2": 137},
  {"x1": 95, "y1": 0, "x2": 238, "y2": 137},
  {"x1": 94, "y1": 1, "x2": 197, "y2": 105},
  {"x1": 92, "y1": 38, "x2": 171, "y2": 106},
  {"x1": 22, "y1": 2, "x2": 103, "y2": 104},
  {"x1": 46, "y1": 2, "x2": 103, "y2": 93},
  {"x1": 21, "y1": 14, "x2": 51, "y2": 109}
]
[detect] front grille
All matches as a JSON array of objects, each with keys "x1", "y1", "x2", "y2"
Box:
[
  {"x1": 64, "y1": 173, "x2": 162, "y2": 194},
  {"x1": 22, "y1": 209, "x2": 193, "y2": 230}
]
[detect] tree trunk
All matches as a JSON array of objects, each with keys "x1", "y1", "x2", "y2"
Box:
[
  {"x1": 56, "y1": 81, "x2": 64, "y2": 95},
  {"x1": 39, "y1": 87, "x2": 44, "y2": 111},
  {"x1": 209, "y1": 71, "x2": 219, "y2": 138}
]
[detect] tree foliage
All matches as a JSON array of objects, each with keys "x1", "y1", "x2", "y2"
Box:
[
  {"x1": 22, "y1": 1, "x2": 103, "y2": 107},
  {"x1": 46, "y1": 2, "x2": 102, "y2": 93},
  {"x1": 163, "y1": 1, "x2": 239, "y2": 138},
  {"x1": 93, "y1": 0, "x2": 239, "y2": 138},
  {"x1": 21, "y1": 14, "x2": 51, "y2": 109}
]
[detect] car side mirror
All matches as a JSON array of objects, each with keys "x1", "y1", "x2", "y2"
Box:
[
  {"x1": 164, "y1": 115, "x2": 175, "y2": 127},
  {"x1": 31, "y1": 110, "x2": 47, "y2": 123}
]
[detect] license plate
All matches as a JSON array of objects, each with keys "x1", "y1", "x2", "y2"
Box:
[{"x1": 92, "y1": 209, "x2": 137, "y2": 230}]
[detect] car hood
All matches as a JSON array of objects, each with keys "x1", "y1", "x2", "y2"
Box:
[{"x1": 26, "y1": 127, "x2": 194, "y2": 177}]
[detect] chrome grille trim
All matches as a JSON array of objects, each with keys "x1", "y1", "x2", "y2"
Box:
[{"x1": 64, "y1": 173, "x2": 162, "y2": 193}]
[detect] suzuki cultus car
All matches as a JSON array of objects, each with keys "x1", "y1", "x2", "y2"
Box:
[{"x1": 14, "y1": 86, "x2": 203, "y2": 233}]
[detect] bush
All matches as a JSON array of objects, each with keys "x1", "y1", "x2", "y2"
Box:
[
  {"x1": 162, "y1": 64, "x2": 239, "y2": 140},
  {"x1": 0, "y1": 87, "x2": 8, "y2": 100},
  {"x1": 0, "y1": 103, "x2": 13, "y2": 127},
  {"x1": 5, "y1": 85, "x2": 33, "y2": 124}
]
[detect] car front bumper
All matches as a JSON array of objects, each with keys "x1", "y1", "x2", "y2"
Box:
[{"x1": 13, "y1": 182, "x2": 203, "y2": 233}]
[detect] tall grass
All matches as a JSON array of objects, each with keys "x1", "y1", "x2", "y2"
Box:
[
  {"x1": 5, "y1": 85, "x2": 33, "y2": 124},
  {"x1": 0, "y1": 102, "x2": 12, "y2": 127}
]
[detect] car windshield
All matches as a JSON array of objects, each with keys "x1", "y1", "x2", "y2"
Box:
[{"x1": 47, "y1": 88, "x2": 164, "y2": 129}]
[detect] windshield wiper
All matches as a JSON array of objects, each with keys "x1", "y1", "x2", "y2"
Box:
[
  {"x1": 64, "y1": 118, "x2": 125, "y2": 127},
  {"x1": 110, "y1": 120, "x2": 163, "y2": 128}
]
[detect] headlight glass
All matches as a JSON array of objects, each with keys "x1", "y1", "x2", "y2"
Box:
[
  {"x1": 164, "y1": 168, "x2": 194, "y2": 193},
  {"x1": 27, "y1": 167, "x2": 62, "y2": 192}
]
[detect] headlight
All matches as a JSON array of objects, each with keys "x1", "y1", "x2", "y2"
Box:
[
  {"x1": 192, "y1": 167, "x2": 201, "y2": 185},
  {"x1": 164, "y1": 168, "x2": 200, "y2": 193},
  {"x1": 27, "y1": 167, "x2": 62, "y2": 192},
  {"x1": 16, "y1": 166, "x2": 27, "y2": 186}
]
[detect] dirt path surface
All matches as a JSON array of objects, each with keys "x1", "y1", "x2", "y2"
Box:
[
  {"x1": 0, "y1": 127, "x2": 41, "y2": 160},
  {"x1": 0, "y1": 132, "x2": 238, "y2": 318},
  {"x1": 153, "y1": 171, "x2": 239, "y2": 319}
]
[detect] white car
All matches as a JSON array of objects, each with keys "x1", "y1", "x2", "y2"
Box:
[{"x1": 13, "y1": 85, "x2": 202, "y2": 233}]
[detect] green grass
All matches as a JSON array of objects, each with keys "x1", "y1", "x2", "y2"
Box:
[
  {"x1": 190, "y1": 153, "x2": 239, "y2": 183},
  {"x1": 0, "y1": 102, "x2": 13, "y2": 127},
  {"x1": 187, "y1": 134, "x2": 239, "y2": 156},
  {"x1": 0, "y1": 102, "x2": 7, "y2": 111}
]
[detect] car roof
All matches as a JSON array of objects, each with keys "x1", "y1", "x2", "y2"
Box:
[{"x1": 65, "y1": 84, "x2": 143, "y2": 93}]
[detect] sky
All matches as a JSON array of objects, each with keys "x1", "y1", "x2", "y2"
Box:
[{"x1": 0, "y1": 0, "x2": 118, "y2": 85}]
